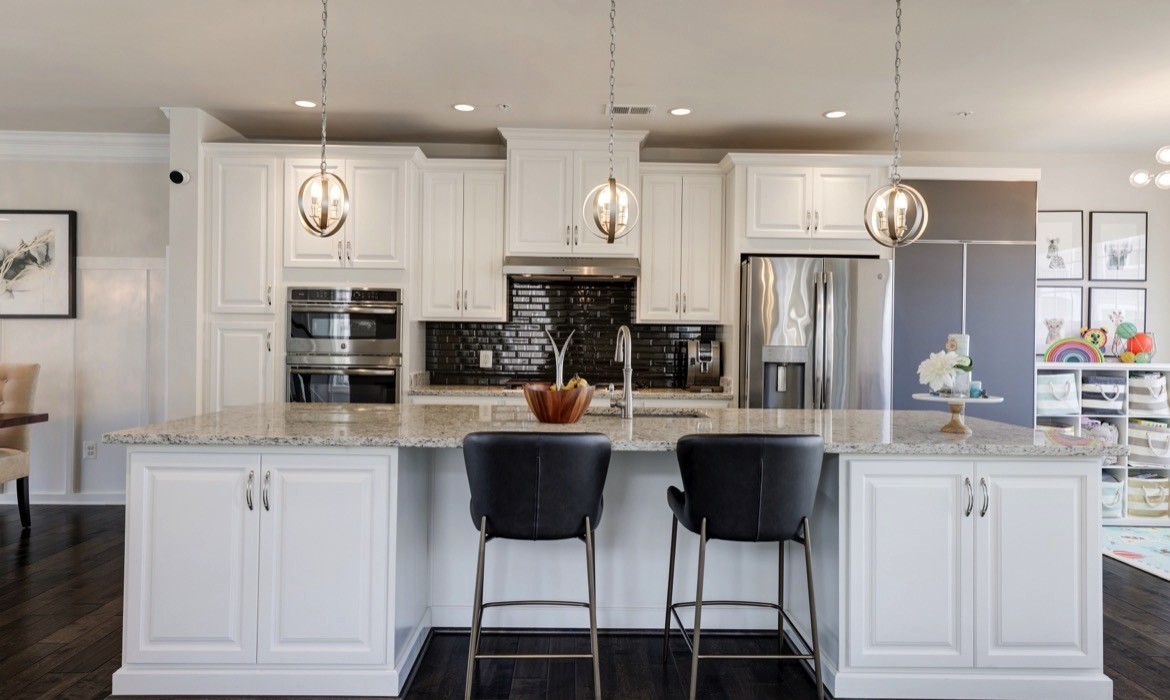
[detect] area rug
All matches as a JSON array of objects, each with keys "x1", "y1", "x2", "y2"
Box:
[{"x1": 1102, "y1": 527, "x2": 1170, "y2": 582}]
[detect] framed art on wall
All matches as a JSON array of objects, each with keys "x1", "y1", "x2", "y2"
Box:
[
  {"x1": 1037, "y1": 210, "x2": 1084, "y2": 280},
  {"x1": 1036, "y1": 286, "x2": 1084, "y2": 354},
  {"x1": 0, "y1": 210, "x2": 77, "y2": 319},
  {"x1": 1090, "y1": 287, "x2": 1147, "y2": 356},
  {"x1": 1090, "y1": 211, "x2": 1147, "y2": 282}
]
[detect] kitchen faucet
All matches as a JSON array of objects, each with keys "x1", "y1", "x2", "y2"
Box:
[{"x1": 612, "y1": 325, "x2": 634, "y2": 419}]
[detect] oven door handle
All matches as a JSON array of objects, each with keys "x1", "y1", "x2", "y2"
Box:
[
  {"x1": 288, "y1": 304, "x2": 398, "y2": 315},
  {"x1": 288, "y1": 367, "x2": 397, "y2": 377}
]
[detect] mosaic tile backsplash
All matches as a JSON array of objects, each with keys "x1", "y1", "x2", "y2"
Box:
[{"x1": 425, "y1": 280, "x2": 721, "y2": 388}]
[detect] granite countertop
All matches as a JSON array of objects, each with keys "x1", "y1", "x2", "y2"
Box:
[
  {"x1": 408, "y1": 384, "x2": 734, "y2": 401},
  {"x1": 104, "y1": 403, "x2": 1125, "y2": 457}
]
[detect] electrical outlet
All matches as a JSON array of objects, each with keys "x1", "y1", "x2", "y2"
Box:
[
  {"x1": 83, "y1": 441, "x2": 97, "y2": 460},
  {"x1": 479, "y1": 350, "x2": 493, "y2": 369}
]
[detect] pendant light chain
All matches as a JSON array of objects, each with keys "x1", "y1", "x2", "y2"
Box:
[
  {"x1": 319, "y1": 0, "x2": 330, "y2": 176},
  {"x1": 891, "y1": 0, "x2": 903, "y2": 185},
  {"x1": 607, "y1": 0, "x2": 617, "y2": 179}
]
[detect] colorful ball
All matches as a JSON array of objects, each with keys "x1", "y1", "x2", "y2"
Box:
[
  {"x1": 1137, "y1": 352, "x2": 1153, "y2": 364},
  {"x1": 1120, "y1": 351, "x2": 1138, "y2": 363},
  {"x1": 1116, "y1": 322, "x2": 1139, "y2": 340},
  {"x1": 1128, "y1": 333, "x2": 1155, "y2": 355}
]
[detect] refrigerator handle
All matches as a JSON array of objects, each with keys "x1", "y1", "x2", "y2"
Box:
[
  {"x1": 813, "y1": 270, "x2": 825, "y2": 410},
  {"x1": 823, "y1": 269, "x2": 835, "y2": 409}
]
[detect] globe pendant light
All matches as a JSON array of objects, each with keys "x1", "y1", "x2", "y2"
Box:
[
  {"x1": 582, "y1": 0, "x2": 640, "y2": 244},
  {"x1": 864, "y1": 0, "x2": 928, "y2": 248},
  {"x1": 297, "y1": 0, "x2": 349, "y2": 238}
]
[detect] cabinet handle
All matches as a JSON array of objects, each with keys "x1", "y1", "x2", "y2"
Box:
[
  {"x1": 464, "y1": 290, "x2": 468, "y2": 309},
  {"x1": 336, "y1": 241, "x2": 343, "y2": 263},
  {"x1": 574, "y1": 224, "x2": 579, "y2": 245},
  {"x1": 675, "y1": 293, "x2": 679, "y2": 313},
  {"x1": 980, "y1": 477, "x2": 989, "y2": 517},
  {"x1": 246, "y1": 471, "x2": 255, "y2": 511},
  {"x1": 566, "y1": 225, "x2": 571, "y2": 246},
  {"x1": 964, "y1": 477, "x2": 973, "y2": 517},
  {"x1": 805, "y1": 210, "x2": 812, "y2": 232},
  {"x1": 263, "y1": 471, "x2": 271, "y2": 511},
  {"x1": 814, "y1": 211, "x2": 820, "y2": 232},
  {"x1": 345, "y1": 240, "x2": 352, "y2": 263},
  {"x1": 683, "y1": 293, "x2": 687, "y2": 313},
  {"x1": 266, "y1": 285, "x2": 272, "y2": 306},
  {"x1": 266, "y1": 331, "x2": 272, "y2": 352},
  {"x1": 455, "y1": 288, "x2": 461, "y2": 310}
]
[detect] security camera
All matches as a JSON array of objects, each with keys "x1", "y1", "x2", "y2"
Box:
[{"x1": 169, "y1": 170, "x2": 191, "y2": 185}]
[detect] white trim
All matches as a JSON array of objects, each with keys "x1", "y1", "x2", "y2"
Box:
[
  {"x1": 897, "y1": 166, "x2": 1043, "y2": 182},
  {"x1": 498, "y1": 127, "x2": 649, "y2": 144},
  {"x1": 77, "y1": 256, "x2": 167, "y2": 271},
  {"x1": 720, "y1": 152, "x2": 890, "y2": 170},
  {"x1": 418, "y1": 158, "x2": 505, "y2": 173},
  {"x1": 640, "y1": 162, "x2": 723, "y2": 175},
  {"x1": 112, "y1": 667, "x2": 406, "y2": 697},
  {"x1": 0, "y1": 131, "x2": 168, "y2": 163},
  {"x1": 0, "y1": 492, "x2": 126, "y2": 505}
]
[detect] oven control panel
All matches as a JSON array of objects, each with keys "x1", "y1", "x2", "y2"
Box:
[{"x1": 288, "y1": 287, "x2": 401, "y2": 303}]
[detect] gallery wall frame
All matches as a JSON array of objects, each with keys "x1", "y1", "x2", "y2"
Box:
[
  {"x1": 1089, "y1": 211, "x2": 1147, "y2": 282},
  {"x1": 0, "y1": 210, "x2": 77, "y2": 319},
  {"x1": 1036, "y1": 285, "x2": 1084, "y2": 355},
  {"x1": 1037, "y1": 210, "x2": 1084, "y2": 281}
]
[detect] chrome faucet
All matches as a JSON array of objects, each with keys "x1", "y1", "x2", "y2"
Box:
[{"x1": 613, "y1": 325, "x2": 634, "y2": 419}]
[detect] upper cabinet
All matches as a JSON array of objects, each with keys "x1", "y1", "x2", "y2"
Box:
[
  {"x1": 745, "y1": 165, "x2": 879, "y2": 240},
  {"x1": 637, "y1": 167, "x2": 723, "y2": 324},
  {"x1": 208, "y1": 156, "x2": 278, "y2": 314},
  {"x1": 502, "y1": 129, "x2": 646, "y2": 258},
  {"x1": 284, "y1": 157, "x2": 412, "y2": 269}
]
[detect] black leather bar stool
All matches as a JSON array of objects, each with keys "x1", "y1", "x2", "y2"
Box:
[
  {"x1": 663, "y1": 434, "x2": 826, "y2": 700},
  {"x1": 462, "y1": 432, "x2": 612, "y2": 700}
]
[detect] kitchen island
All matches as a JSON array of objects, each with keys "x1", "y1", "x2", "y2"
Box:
[{"x1": 105, "y1": 403, "x2": 1122, "y2": 699}]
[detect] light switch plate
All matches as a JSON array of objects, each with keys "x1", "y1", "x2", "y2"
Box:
[{"x1": 479, "y1": 350, "x2": 493, "y2": 369}]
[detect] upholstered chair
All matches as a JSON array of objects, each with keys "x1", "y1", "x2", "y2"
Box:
[{"x1": 0, "y1": 364, "x2": 41, "y2": 528}]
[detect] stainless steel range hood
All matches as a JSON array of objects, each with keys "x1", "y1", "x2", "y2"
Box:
[{"x1": 502, "y1": 256, "x2": 640, "y2": 281}]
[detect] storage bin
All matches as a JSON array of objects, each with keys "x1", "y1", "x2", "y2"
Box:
[
  {"x1": 1081, "y1": 374, "x2": 1126, "y2": 415},
  {"x1": 1082, "y1": 418, "x2": 1120, "y2": 466},
  {"x1": 1102, "y1": 473, "x2": 1124, "y2": 518},
  {"x1": 1130, "y1": 373, "x2": 1170, "y2": 417},
  {"x1": 1128, "y1": 473, "x2": 1170, "y2": 518},
  {"x1": 1130, "y1": 419, "x2": 1170, "y2": 467},
  {"x1": 1036, "y1": 373, "x2": 1080, "y2": 416}
]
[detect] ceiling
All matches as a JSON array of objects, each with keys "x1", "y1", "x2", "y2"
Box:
[{"x1": 2, "y1": 0, "x2": 1169, "y2": 153}]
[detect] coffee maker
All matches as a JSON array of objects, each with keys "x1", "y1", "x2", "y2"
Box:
[{"x1": 685, "y1": 340, "x2": 722, "y2": 392}]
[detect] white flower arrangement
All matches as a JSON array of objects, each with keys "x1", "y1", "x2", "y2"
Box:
[{"x1": 917, "y1": 350, "x2": 973, "y2": 394}]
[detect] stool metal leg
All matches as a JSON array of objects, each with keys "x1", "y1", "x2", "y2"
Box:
[
  {"x1": 464, "y1": 516, "x2": 488, "y2": 700},
  {"x1": 778, "y1": 539, "x2": 786, "y2": 653},
  {"x1": 584, "y1": 516, "x2": 601, "y2": 700},
  {"x1": 688, "y1": 518, "x2": 708, "y2": 700},
  {"x1": 663, "y1": 516, "x2": 678, "y2": 662},
  {"x1": 802, "y1": 517, "x2": 824, "y2": 700}
]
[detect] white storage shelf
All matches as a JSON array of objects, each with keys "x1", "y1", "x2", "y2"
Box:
[{"x1": 1035, "y1": 361, "x2": 1170, "y2": 527}]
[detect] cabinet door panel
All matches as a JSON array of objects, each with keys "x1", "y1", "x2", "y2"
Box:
[
  {"x1": 210, "y1": 158, "x2": 276, "y2": 312},
  {"x1": 847, "y1": 460, "x2": 973, "y2": 668},
  {"x1": 419, "y1": 171, "x2": 464, "y2": 320},
  {"x1": 507, "y1": 149, "x2": 573, "y2": 255},
  {"x1": 208, "y1": 320, "x2": 274, "y2": 411},
  {"x1": 257, "y1": 455, "x2": 390, "y2": 665},
  {"x1": 124, "y1": 454, "x2": 260, "y2": 663},
  {"x1": 284, "y1": 159, "x2": 344, "y2": 268},
  {"x1": 572, "y1": 150, "x2": 640, "y2": 257},
  {"x1": 637, "y1": 174, "x2": 683, "y2": 322},
  {"x1": 346, "y1": 159, "x2": 407, "y2": 269},
  {"x1": 745, "y1": 166, "x2": 810, "y2": 238},
  {"x1": 811, "y1": 167, "x2": 878, "y2": 239},
  {"x1": 975, "y1": 462, "x2": 1099, "y2": 668},
  {"x1": 680, "y1": 174, "x2": 724, "y2": 322},
  {"x1": 462, "y1": 171, "x2": 507, "y2": 320}
]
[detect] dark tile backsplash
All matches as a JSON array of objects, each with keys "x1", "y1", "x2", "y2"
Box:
[{"x1": 425, "y1": 280, "x2": 720, "y2": 388}]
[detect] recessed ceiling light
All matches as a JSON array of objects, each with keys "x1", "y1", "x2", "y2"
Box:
[
  {"x1": 823, "y1": 110, "x2": 847, "y2": 119},
  {"x1": 294, "y1": 100, "x2": 316, "y2": 109},
  {"x1": 453, "y1": 104, "x2": 476, "y2": 112},
  {"x1": 956, "y1": 111, "x2": 974, "y2": 118},
  {"x1": 669, "y1": 107, "x2": 692, "y2": 116}
]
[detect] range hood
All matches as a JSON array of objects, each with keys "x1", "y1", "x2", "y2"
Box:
[{"x1": 502, "y1": 256, "x2": 640, "y2": 281}]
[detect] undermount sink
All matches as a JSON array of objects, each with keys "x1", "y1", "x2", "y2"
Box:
[{"x1": 586, "y1": 407, "x2": 709, "y2": 419}]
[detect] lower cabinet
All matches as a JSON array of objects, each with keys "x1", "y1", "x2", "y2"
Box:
[
  {"x1": 124, "y1": 452, "x2": 390, "y2": 666},
  {"x1": 207, "y1": 319, "x2": 276, "y2": 411},
  {"x1": 846, "y1": 459, "x2": 1099, "y2": 671}
]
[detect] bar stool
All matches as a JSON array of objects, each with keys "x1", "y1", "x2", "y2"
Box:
[
  {"x1": 663, "y1": 434, "x2": 826, "y2": 700},
  {"x1": 462, "y1": 432, "x2": 612, "y2": 700}
]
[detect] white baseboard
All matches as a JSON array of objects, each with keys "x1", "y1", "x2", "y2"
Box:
[{"x1": 0, "y1": 492, "x2": 125, "y2": 505}]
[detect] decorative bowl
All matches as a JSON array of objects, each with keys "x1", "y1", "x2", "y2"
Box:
[{"x1": 522, "y1": 383, "x2": 594, "y2": 424}]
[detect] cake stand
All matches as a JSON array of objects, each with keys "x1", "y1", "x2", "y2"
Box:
[{"x1": 911, "y1": 393, "x2": 1005, "y2": 436}]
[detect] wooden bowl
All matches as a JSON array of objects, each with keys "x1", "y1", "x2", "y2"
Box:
[{"x1": 522, "y1": 383, "x2": 595, "y2": 424}]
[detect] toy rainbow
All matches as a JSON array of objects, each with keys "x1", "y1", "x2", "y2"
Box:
[{"x1": 1044, "y1": 338, "x2": 1104, "y2": 363}]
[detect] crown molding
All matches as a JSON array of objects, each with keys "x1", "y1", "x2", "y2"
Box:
[{"x1": 0, "y1": 130, "x2": 169, "y2": 163}]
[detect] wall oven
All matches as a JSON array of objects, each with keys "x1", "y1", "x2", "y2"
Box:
[{"x1": 286, "y1": 288, "x2": 402, "y2": 404}]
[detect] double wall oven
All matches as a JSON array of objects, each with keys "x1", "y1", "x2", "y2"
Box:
[{"x1": 286, "y1": 287, "x2": 402, "y2": 404}]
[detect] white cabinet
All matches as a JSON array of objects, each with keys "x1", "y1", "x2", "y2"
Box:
[
  {"x1": 847, "y1": 459, "x2": 1099, "y2": 671},
  {"x1": 209, "y1": 157, "x2": 277, "y2": 314},
  {"x1": 124, "y1": 452, "x2": 390, "y2": 667},
  {"x1": 284, "y1": 158, "x2": 409, "y2": 269},
  {"x1": 506, "y1": 147, "x2": 639, "y2": 257},
  {"x1": 637, "y1": 170, "x2": 723, "y2": 323},
  {"x1": 207, "y1": 320, "x2": 275, "y2": 412},
  {"x1": 746, "y1": 166, "x2": 878, "y2": 240},
  {"x1": 419, "y1": 167, "x2": 506, "y2": 321}
]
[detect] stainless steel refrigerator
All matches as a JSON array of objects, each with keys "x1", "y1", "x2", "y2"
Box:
[{"x1": 739, "y1": 256, "x2": 893, "y2": 410}]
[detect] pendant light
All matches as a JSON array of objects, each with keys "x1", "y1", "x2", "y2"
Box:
[
  {"x1": 582, "y1": 0, "x2": 640, "y2": 244},
  {"x1": 864, "y1": 0, "x2": 929, "y2": 248},
  {"x1": 1129, "y1": 145, "x2": 1170, "y2": 190},
  {"x1": 297, "y1": 0, "x2": 349, "y2": 238}
]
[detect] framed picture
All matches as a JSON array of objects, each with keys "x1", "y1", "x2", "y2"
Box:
[
  {"x1": 1035, "y1": 286, "x2": 1083, "y2": 354},
  {"x1": 1036, "y1": 210, "x2": 1084, "y2": 280},
  {"x1": 1089, "y1": 287, "x2": 1147, "y2": 356},
  {"x1": 0, "y1": 210, "x2": 76, "y2": 319},
  {"x1": 1090, "y1": 211, "x2": 1147, "y2": 281}
]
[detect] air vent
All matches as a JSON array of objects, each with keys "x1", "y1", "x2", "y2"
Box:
[{"x1": 604, "y1": 104, "x2": 656, "y2": 116}]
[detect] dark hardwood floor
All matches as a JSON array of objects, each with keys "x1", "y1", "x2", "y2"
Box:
[{"x1": 2, "y1": 504, "x2": 1169, "y2": 699}]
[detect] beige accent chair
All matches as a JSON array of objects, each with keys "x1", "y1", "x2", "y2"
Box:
[{"x1": 0, "y1": 364, "x2": 40, "y2": 528}]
